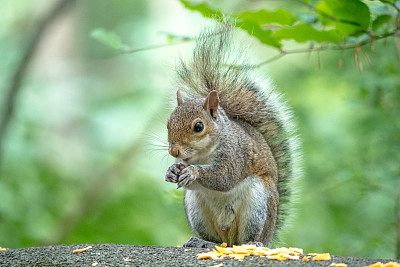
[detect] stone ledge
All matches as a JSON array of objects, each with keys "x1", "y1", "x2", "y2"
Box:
[{"x1": 0, "y1": 243, "x2": 398, "y2": 266}]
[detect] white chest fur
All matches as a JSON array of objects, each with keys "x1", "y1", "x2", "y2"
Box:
[{"x1": 184, "y1": 176, "x2": 268, "y2": 244}]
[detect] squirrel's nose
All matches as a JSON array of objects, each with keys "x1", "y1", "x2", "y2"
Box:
[{"x1": 169, "y1": 145, "x2": 180, "y2": 158}]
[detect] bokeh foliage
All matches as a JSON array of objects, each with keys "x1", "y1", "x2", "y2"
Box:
[
  {"x1": 181, "y1": 0, "x2": 398, "y2": 49},
  {"x1": 0, "y1": 0, "x2": 399, "y2": 260}
]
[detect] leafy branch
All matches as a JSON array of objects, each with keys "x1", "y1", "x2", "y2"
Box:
[
  {"x1": 90, "y1": 0, "x2": 400, "y2": 72},
  {"x1": 90, "y1": 28, "x2": 195, "y2": 55},
  {"x1": 252, "y1": 27, "x2": 400, "y2": 68},
  {"x1": 178, "y1": 0, "x2": 400, "y2": 69}
]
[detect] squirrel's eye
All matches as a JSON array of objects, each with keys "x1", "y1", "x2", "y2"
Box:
[{"x1": 193, "y1": 121, "x2": 204, "y2": 133}]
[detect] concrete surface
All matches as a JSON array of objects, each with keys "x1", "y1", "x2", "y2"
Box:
[{"x1": 0, "y1": 243, "x2": 398, "y2": 266}]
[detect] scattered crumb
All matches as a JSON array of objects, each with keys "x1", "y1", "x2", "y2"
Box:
[
  {"x1": 91, "y1": 262, "x2": 99, "y2": 266},
  {"x1": 312, "y1": 253, "x2": 331, "y2": 261},
  {"x1": 267, "y1": 254, "x2": 286, "y2": 261},
  {"x1": 193, "y1": 242, "x2": 400, "y2": 267},
  {"x1": 231, "y1": 246, "x2": 250, "y2": 254},
  {"x1": 198, "y1": 252, "x2": 221, "y2": 260},
  {"x1": 0, "y1": 247, "x2": 7, "y2": 251},
  {"x1": 233, "y1": 254, "x2": 245, "y2": 260},
  {"x1": 73, "y1": 246, "x2": 92, "y2": 253},
  {"x1": 289, "y1": 247, "x2": 304, "y2": 254},
  {"x1": 364, "y1": 262, "x2": 400, "y2": 267},
  {"x1": 197, "y1": 244, "x2": 304, "y2": 261},
  {"x1": 123, "y1": 258, "x2": 132, "y2": 262},
  {"x1": 364, "y1": 263, "x2": 384, "y2": 267}
]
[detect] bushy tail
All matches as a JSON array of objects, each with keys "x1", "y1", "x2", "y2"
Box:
[{"x1": 176, "y1": 23, "x2": 301, "y2": 236}]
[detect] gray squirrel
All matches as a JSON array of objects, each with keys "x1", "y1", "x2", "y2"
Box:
[{"x1": 165, "y1": 23, "x2": 301, "y2": 248}]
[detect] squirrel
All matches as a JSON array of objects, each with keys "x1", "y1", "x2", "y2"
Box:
[{"x1": 164, "y1": 23, "x2": 301, "y2": 248}]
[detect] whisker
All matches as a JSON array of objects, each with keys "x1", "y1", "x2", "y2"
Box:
[
  {"x1": 145, "y1": 134, "x2": 168, "y2": 144},
  {"x1": 146, "y1": 132, "x2": 169, "y2": 146},
  {"x1": 162, "y1": 153, "x2": 171, "y2": 165},
  {"x1": 148, "y1": 143, "x2": 169, "y2": 148}
]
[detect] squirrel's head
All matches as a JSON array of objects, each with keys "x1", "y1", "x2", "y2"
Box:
[{"x1": 167, "y1": 90, "x2": 220, "y2": 164}]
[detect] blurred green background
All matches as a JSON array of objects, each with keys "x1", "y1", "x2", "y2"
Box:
[{"x1": 0, "y1": 0, "x2": 399, "y2": 260}]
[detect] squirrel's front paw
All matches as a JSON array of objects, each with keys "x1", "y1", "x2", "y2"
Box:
[
  {"x1": 165, "y1": 163, "x2": 185, "y2": 183},
  {"x1": 177, "y1": 166, "x2": 197, "y2": 188}
]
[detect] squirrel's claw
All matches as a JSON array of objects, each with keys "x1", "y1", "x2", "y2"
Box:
[
  {"x1": 183, "y1": 236, "x2": 217, "y2": 248},
  {"x1": 165, "y1": 163, "x2": 182, "y2": 183},
  {"x1": 177, "y1": 166, "x2": 197, "y2": 188}
]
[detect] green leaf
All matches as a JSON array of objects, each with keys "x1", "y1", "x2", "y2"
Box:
[
  {"x1": 272, "y1": 24, "x2": 342, "y2": 43},
  {"x1": 233, "y1": 9, "x2": 297, "y2": 26},
  {"x1": 180, "y1": 1, "x2": 281, "y2": 48},
  {"x1": 90, "y1": 28, "x2": 129, "y2": 51},
  {"x1": 378, "y1": 0, "x2": 394, "y2": 3},
  {"x1": 316, "y1": 0, "x2": 371, "y2": 36},
  {"x1": 372, "y1": 15, "x2": 392, "y2": 31},
  {"x1": 180, "y1": 0, "x2": 223, "y2": 18},
  {"x1": 238, "y1": 22, "x2": 281, "y2": 48}
]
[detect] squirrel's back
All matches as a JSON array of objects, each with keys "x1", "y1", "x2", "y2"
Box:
[{"x1": 175, "y1": 24, "x2": 301, "y2": 239}]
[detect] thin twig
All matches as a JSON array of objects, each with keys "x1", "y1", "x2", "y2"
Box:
[
  {"x1": 253, "y1": 28, "x2": 399, "y2": 68},
  {"x1": 120, "y1": 30, "x2": 228, "y2": 54},
  {"x1": 0, "y1": 0, "x2": 76, "y2": 164},
  {"x1": 122, "y1": 40, "x2": 192, "y2": 54}
]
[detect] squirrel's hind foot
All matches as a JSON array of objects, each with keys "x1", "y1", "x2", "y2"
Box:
[
  {"x1": 183, "y1": 236, "x2": 217, "y2": 249},
  {"x1": 246, "y1": 241, "x2": 264, "y2": 247}
]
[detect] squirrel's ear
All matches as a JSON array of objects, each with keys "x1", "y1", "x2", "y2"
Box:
[
  {"x1": 203, "y1": 90, "x2": 219, "y2": 120},
  {"x1": 177, "y1": 89, "x2": 183, "y2": 106}
]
